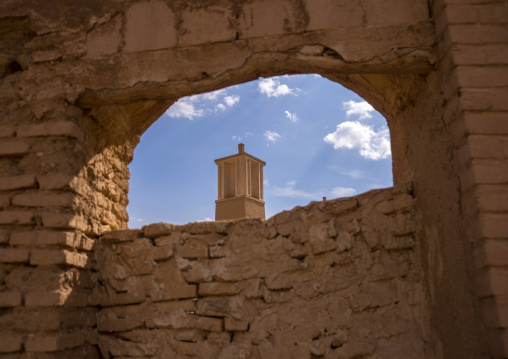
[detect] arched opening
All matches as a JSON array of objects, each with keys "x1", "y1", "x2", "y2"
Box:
[
  {"x1": 2, "y1": 0, "x2": 499, "y2": 357},
  {"x1": 127, "y1": 74, "x2": 393, "y2": 226}
]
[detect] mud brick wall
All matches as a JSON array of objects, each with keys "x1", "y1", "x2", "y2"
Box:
[
  {"x1": 96, "y1": 184, "x2": 428, "y2": 358},
  {"x1": 1, "y1": 0, "x2": 507, "y2": 357}
]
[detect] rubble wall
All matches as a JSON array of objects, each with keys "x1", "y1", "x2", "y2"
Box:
[
  {"x1": 0, "y1": 0, "x2": 507, "y2": 357},
  {"x1": 96, "y1": 183, "x2": 429, "y2": 358}
]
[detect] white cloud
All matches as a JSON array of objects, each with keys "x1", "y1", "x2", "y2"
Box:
[
  {"x1": 224, "y1": 95, "x2": 240, "y2": 107},
  {"x1": 263, "y1": 179, "x2": 269, "y2": 186},
  {"x1": 343, "y1": 100, "x2": 375, "y2": 120},
  {"x1": 198, "y1": 217, "x2": 213, "y2": 222},
  {"x1": 327, "y1": 166, "x2": 366, "y2": 179},
  {"x1": 323, "y1": 121, "x2": 391, "y2": 160},
  {"x1": 258, "y1": 78, "x2": 299, "y2": 97},
  {"x1": 330, "y1": 187, "x2": 356, "y2": 197},
  {"x1": 232, "y1": 132, "x2": 254, "y2": 142},
  {"x1": 346, "y1": 169, "x2": 365, "y2": 179},
  {"x1": 285, "y1": 111, "x2": 299, "y2": 123},
  {"x1": 166, "y1": 99, "x2": 205, "y2": 120},
  {"x1": 270, "y1": 180, "x2": 323, "y2": 200},
  {"x1": 264, "y1": 130, "x2": 281, "y2": 142},
  {"x1": 201, "y1": 89, "x2": 226, "y2": 101},
  {"x1": 269, "y1": 180, "x2": 357, "y2": 201},
  {"x1": 167, "y1": 88, "x2": 240, "y2": 119}
]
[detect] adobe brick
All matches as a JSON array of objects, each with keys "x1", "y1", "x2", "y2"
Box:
[
  {"x1": 476, "y1": 4, "x2": 508, "y2": 24},
  {"x1": 24, "y1": 291, "x2": 70, "y2": 307},
  {"x1": 225, "y1": 316, "x2": 250, "y2": 332},
  {"x1": 124, "y1": 1, "x2": 177, "y2": 52},
  {"x1": 0, "y1": 141, "x2": 30, "y2": 156},
  {"x1": 477, "y1": 269, "x2": 508, "y2": 297},
  {"x1": 445, "y1": 5, "x2": 477, "y2": 24},
  {"x1": 154, "y1": 299, "x2": 196, "y2": 314},
  {"x1": 479, "y1": 214, "x2": 508, "y2": 239},
  {"x1": 178, "y1": 238, "x2": 208, "y2": 258},
  {"x1": 239, "y1": 0, "x2": 294, "y2": 39},
  {"x1": 453, "y1": 45, "x2": 508, "y2": 66},
  {"x1": 199, "y1": 282, "x2": 243, "y2": 296},
  {"x1": 306, "y1": 0, "x2": 363, "y2": 31},
  {"x1": 0, "y1": 210, "x2": 33, "y2": 224},
  {"x1": 0, "y1": 291, "x2": 22, "y2": 307},
  {"x1": 97, "y1": 315, "x2": 143, "y2": 332},
  {"x1": 196, "y1": 297, "x2": 231, "y2": 317},
  {"x1": 475, "y1": 240, "x2": 508, "y2": 268},
  {"x1": 179, "y1": 7, "x2": 236, "y2": 47},
  {"x1": 10, "y1": 230, "x2": 76, "y2": 248},
  {"x1": 449, "y1": 24, "x2": 508, "y2": 44},
  {"x1": 470, "y1": 161, "x2": 508, "y2": 186},
  {"x1": 25, "y1": 331, "x2": 87, "y2": 352},
  {"x1": 466, "y1": 135, "x2": 508, "y2": 159},
  {"x1": 461, "y1": 88, "x2": 508, "y2": 112},
  {"x1": 42, "y1": 213, "x2": 88, "y2": 231},
  {"x1": 101, "y1": 229, "x2": 141, "y2": 243},
  {"x1": 194, "y1": 316, "x2": 224, "y2": 332},
  {"x1": 0, "y1": 210, "x2": 33, "y2": 225},
  {"x1": 183, "y1": 220, "x2": 227, "y2": 235},
  {"x1": 366, "y1": 0, "x2": 430, "y2": 26},
  {"x1": 31, "y1": 50, "x2": 61, "y2": 63},
  {"x1": 0, "y1": 194, "x2": 10, "y2": 207},
  {"x1": 37, "y1": 174, "x2": 74, "y2": 190},
  {"x1": 86, "y1": 14, "x2": 122, "y2": 58},
  {"x1": 0, "y1": 125, "x2": 15, "y2": 137},
  {"x1": 474, "y1": 186, "x2": 508, "y2": 212},
  {"x1": 17, "y1": 121, "x2": 83, "y2": 140},
  {"x1": 12, "y1": 191, "x2": 75, "y2": 207},
  {"x1": 0, "y1": 174, "x2": 36, "y2": 190},
  {"x1": 439, "y1": 0, "x2": 499, "y2": 4},
  {"x1": 456, "y1": 66, "x2": 508, "y2": 88},
  {"x1": 481, "y1": 298, "x2": 508, "y2": 328},
  {"x1": 0, "y1": 231, "x2": 9, "y2": 244},
  {"x1": 464, "y1": 112, "x2": 508, "y2": 135},
  {"x1": 0, "y1": 333, "x2": 23, "y2": 353},
  {"x1": 143, "y1": 222, "x2": 178, "y2": 238},
  {"x1": 150, "y1": 245, "x2": 173, "y2": 261},
  {"x1": 0, "y1": 248, "x2": 30, "y2": 263},
  {"x1": 30, "y1": 249, "x2": 90, "y2": 268}
]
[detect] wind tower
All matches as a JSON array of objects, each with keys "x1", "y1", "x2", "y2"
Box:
[{"x1": 215, "y1": 143, "x2": 266, "y2": 221}]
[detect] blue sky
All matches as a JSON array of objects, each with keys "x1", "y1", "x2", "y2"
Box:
[{"x1": 127, "y1": 74, "x2": 392, "y2": 227}]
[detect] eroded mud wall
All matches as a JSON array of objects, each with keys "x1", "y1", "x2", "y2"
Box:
[
  {"x1": 95, "y1": 184, "x2": 429, "y2": 359},
  {"x1": 0, "y1": 0, "x2": 507, "y2": 357}
]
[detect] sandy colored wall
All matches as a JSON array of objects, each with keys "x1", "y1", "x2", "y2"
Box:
[
  {"x1": 0, "y1": 0, "x2": 507, "y2": 358},
  {"x1": 96, "y1": 184, "x2": 429, "y2": 358}
]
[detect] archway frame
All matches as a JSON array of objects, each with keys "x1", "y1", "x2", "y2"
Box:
[{"x1": 0, "y1": 0, "x2": 506, "y2": 357}]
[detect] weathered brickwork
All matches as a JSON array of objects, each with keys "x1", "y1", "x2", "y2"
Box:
[
  {"x1": 0, "y1": 0, "x2": 507, "y2": 357},
  {"x1": 96, "y1": 184, "x2": 428, "y2": 358}
]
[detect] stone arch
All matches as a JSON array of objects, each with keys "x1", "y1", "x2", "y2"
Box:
[{"x1": 0, "y1": 0, "x2": 506, "y2": 358}]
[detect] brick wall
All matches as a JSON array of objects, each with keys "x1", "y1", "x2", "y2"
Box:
[
  {"x1": 0, "y1": 0, "x2": 506, "y2": 357},
  {"x1": 96, "y1": 184, "x2": 430, "y2": 358},
  {"x1": 433, "y1": 0, "x2": 508, "y2": 356}
]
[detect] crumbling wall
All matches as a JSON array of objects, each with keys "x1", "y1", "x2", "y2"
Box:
[
  {"x1": 0, "y1": 0, "x2": 507, "y2": 357},
  {"x1": 95, "y1": 183, "x2": 429, "y2": 358}
]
